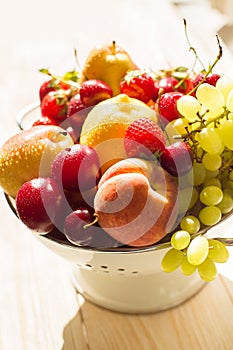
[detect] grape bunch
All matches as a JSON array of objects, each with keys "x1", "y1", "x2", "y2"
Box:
[
  {"x1": 161, "y1": 76, "x2": 233, "y2": 281},
  {"x1": 161, "y1": 233, "x2": 229, "y2": 282}
]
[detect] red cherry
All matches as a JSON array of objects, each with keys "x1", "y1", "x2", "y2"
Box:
[
  {"x1": 16, "y1": 177, "x2": 65, "y2": 234},
  {"x1": 80, "y1": 80, "x2": 113, "y2": 107},
  {"x1": 158, "y1": 91, "x2": 184, "y2": 125},
  {"x1": 153, "y1": 77, "x2": 180, "y2": 101},
  {"x1": 64, "y1": 208, "x2": 98, "y2": 246},
  {"x1": 66, "y1": 93, "x2": 90, "y2": 141},
  {"x1": 51, "y1": 144, "x2": 101, "y2": 192},
  {"x1": 190, "y1": 73, "x2": 221, "y2": 96},
  {"x1": 64, "y1": 208, "x2": 120, "y2": 248},
  {"x1": 160, "y1": 141, "x2": 194, "y2": 177}
]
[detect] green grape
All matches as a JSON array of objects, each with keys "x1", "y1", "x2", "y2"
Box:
[
  {"x1": 203, "y1": 177, "x2": 222, "y2": 188},
  {"x1": 229, "y1": 169, "x2": 233, "y2": 181},
  {"x1": 161, "y1": 248, "x2": 184, "y2": 273},
  {"x1": 178, "y1": 187, "x2": 194, "y2": 214},
  {"x1": 176, "y1": 95, "x2": 201, "y2": 122},
  {"x1": 180, "y1": 215, "x2": 201, "y2": 234},
  {"x1": 181, "y1": 255, "x2": 197, "y2": 276},
  {"x1": 202, "y1": 153, "x2": 222, "y2": 171},
  {"x1": 198, "y1": 127, "x2": 223, "y2": 154},
  {"x1": 193, "y1": 162, "x2": 206, "y2": 186},
  {"x1": 208, "y1": 239, "x2": 229, "y2": 263},
  {"x1": 188, "y1": 187, "x2": 199, "y2": 209},
  {"x1": 216, "y1": 76, "x2": 233, "y2": 100},
  {"x1": 171, "y1": 230, "x2": 191, "y2": 250},
  {"x1": 187, "y1": 236, "x2": 209, "y2": 266},
  {"x1": 199, "y1": 186, "x2": 223, "y2": 206},
  {"x1": 226, "y1": 88, "x2": 233, "y2": 112},
  {"x1": 222, "y1": 179, "x2": 233, "y2": 191},
  {"x1": 198, "y1": 257, "x2": 217, "y2": 282},
  {"x1": 196, "y1": 83, "x2": 225, "y2": 111},
  {"x1": 217, "y1": 190, "x2": 233, "y2": 214},
  {"x1": 219, "y1": 120, "x2": 233, "y2": 150},
  {"x1": 204, "y1": 169, "x2": 220, "y2": 182},
  {"x1": 199, "y1": 206, "x2": 222, "y2": 226}
]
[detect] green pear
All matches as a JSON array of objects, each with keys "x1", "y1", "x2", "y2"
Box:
[{"x1": 80, "y1": 41, "x2": 138, "y2": 96}]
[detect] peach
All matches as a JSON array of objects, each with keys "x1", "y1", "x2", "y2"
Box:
[{"x1": 94, "y1": 158, "x2": 179, "y2": 247}]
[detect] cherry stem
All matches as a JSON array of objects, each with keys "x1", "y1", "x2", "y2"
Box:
[
  {"x1": 74, "y1": 48, "x2": 88, "y2": 81},
  {"x1": 83, "y1": 213, "x2": 99, "y2": 229}
]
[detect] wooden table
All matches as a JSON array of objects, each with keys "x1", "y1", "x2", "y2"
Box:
[{"x1": 1, "y1": 1, "x2": 233, "y2": 349}]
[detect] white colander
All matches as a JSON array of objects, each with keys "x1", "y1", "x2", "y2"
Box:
[
  {"x1": 12, "y1": 102, "x2": 230, "y2": 314},
  {"x1": 36, "y1": 233, "x2": 206, "y2": 313}
]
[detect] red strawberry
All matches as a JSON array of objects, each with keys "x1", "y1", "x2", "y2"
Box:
[
  {"x1": 80, "y1": 80, "x2": 113, "y2": 107},
  {"x1": 39, "y1": 79, "x2": 70, "y2": 102},
  {"x1": 40, "y1": 90, "x2": 69, "y2": 123},
  {"x1": 32, "y1": 116, "x2": 58, "y2": 127},
  {"x1": 158, "y1": 91, "x2": 183, "y2": 125},
  {"x1": 160, "y1": 141, "x2": 194, "y2": 177},
  {"x1": 120, "y1": 70, "x2": 155, "y2": 103},
  {"x1": 124, "y1": 117, "x2": 166, "y2": 159}
]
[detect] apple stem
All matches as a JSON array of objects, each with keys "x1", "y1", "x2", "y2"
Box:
[
  {"x1": 112, "y1": 40, "x2": 116, "y2": 55},
  {"x1": 83, "y1": 213, "x2": 99, "y2": 229}
]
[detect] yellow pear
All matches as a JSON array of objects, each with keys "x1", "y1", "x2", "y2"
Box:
[
  {"x1": 0, "y1": 125, "x2": 74, "y2": 197},
  {"x1": 81, "y1": 41, "x2": 138, "y2": 96}
]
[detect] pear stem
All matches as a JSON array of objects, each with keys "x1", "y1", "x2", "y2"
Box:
[{"x1": 112, "y1": 40, "x2": 116, "y2": 55}]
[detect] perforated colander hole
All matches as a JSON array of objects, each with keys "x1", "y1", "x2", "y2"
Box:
[
  {"x1": 85, "y1": 263, "x2": 93, "y2": 269},
  {"x1": 131, "y1": 271, "x2": 139, "y2": 274},
  {"x1": 100, "y1": 265, "x2": 109, "y2": 271},
  {"x1": 117, "y1": 268, "x2": 125, "y2": 272}
]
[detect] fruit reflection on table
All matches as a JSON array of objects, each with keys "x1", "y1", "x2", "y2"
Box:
[{"x1": 0, "y1": 39, "x2": 233, "y2": 283}]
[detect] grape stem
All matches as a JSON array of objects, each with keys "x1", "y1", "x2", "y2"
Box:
[
  {"x1": 187, "y1": 35, "x2": 223, "y2": 96},
  {"x1": 183, "y1": 18, "x2": 206, "y2": 71}
]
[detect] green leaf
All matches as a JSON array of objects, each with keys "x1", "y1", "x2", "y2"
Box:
[{"x1": 39, "y1": 68, "x2": 50, "y2": 75}]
